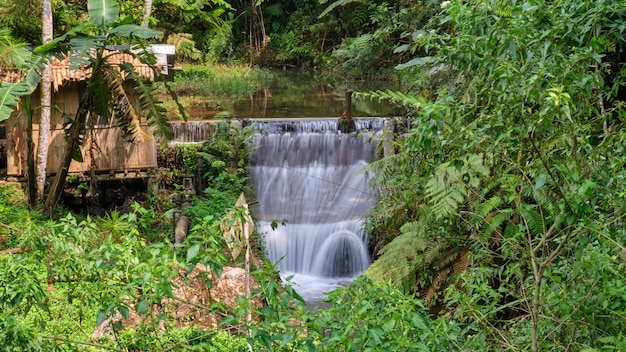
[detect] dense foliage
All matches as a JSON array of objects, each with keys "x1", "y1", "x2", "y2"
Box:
[
  {"x1": 363, "y1": 0, "x2": 626, "y2": 350},
  {"x1": 2, "y1": 0, "x2": 626, "y2": 350},
  {"x1": 1, "y1": 0, "x2": 428, "y2": 78}
]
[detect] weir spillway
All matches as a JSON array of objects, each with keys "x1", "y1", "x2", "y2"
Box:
[{"x1": 248, "y1": 118, "x2": 382, "y2": 304}]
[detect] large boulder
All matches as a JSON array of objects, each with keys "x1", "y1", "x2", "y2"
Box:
[{"x1": 92, "y1": 265, "x2": 260, "y2": 339}]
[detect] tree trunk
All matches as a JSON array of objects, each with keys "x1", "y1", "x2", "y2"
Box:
[
  {"x1": 25, "y1": 97, "x2": 37, "y2": 207},
  {"x1": 142, "y1": 0, "x2": 152, "y2": 27},
  {"x1": 43, "y1": 100, "x2": 88, "y2": 217},
  {"x1": 37, "y1": 0, "x2": 53, "y2": 200}
]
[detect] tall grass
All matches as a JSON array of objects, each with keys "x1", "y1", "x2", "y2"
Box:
[
  {"x1": 157, "y1": 64, "x2": 273, "y2": 120},
  {"x1": 164, "y1": 64, "x2": 273, "y2": 98}
]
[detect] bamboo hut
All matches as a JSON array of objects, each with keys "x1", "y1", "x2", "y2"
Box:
[{"x1": 1, "y1": 45, "x2": 176, "y2": 182}]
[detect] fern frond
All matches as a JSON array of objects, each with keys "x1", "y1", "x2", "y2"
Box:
[
  {"x1": 359, "y1": 153, "x2": 403, "y2": 189},
  {"x1": 532, "y1": 187, "x2": 557, "y2": 220},
  {"x1": 423, "y1": 239, "x2": 447, "y2": 267},
  {"x1": 265, "y1": 3, "x2": 284, "y2": 16},
  {"x1": 436, "y1": 248, "x2": 464, "y2": 270},
  {"x1": 423, "y1": 249, "x2": 469, "y2": 302},
  {"x1": 425, "y1": 161, "x2": 466, "y2": 219},
  {"x1": 196, "y1": 151, "x2": 220, "y2": 165},
  {"x1": 348, "y1": 4, "x2": 369, "y2": 29},
  {"x1": 480, "y1": 209, "x2": 512, "y2": 243},
  {"x1": 366, "y1": 218, "x2": 428, "y2": 290},
  {"x1": 521, "y1": 204, "x2": 545, "y2": 238},
  {"x1": 426, "y1": 153, "x2": 491, "y2": 219},
  {"x1": 355, "y1": 89, "x2": 429, "y2": 111},
  {"x1": 453, "y1": 250, "x2": 469, "y2": 275},
  {"x1": 424, "y1": 266, "x2": 451, "y2": 302},
  {"x1": 476, "y1": 195, "x2": 503, "y2": 218},
  {"x1": 466, "y1": 153, "x2": 490, "y2": 185}
]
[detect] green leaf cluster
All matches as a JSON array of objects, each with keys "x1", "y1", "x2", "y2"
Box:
[{"x1": 362, "y1": 0, "x2": 626, "y2": 349}]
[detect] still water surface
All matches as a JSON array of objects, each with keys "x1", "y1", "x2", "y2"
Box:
[{"x1": 189, "y1": 71, "x2": 401, "y2": 119}]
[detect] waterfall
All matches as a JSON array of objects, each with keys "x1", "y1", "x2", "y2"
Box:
[
  {"x1": 169, "y1": 121, "x2": 215, "y2": 144},
  {"x1": 249, "y1": 118, "x2": 381, "y2": 304}
]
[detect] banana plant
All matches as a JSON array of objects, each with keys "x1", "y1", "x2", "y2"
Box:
[
  {"x1": 30, "y1": 0, "x2": 187, "y2": 216},
  {"x1": 0, "y1": 28, "x2": 44, "y2": 122}
]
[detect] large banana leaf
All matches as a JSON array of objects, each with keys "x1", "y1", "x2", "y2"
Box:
[
  {"x1": 0, "y1": 81, "x2": 29, "y2": 122},
  {"x1": 88, "y1": 0, "x2": 119, "y2": 29},
  {"x1": 34, "y1": 22, "x2": 93, "y2": 54},
  {"x1": 0, "y1": 52, "x2": 48, "y2": 121},
  {"x1": 69, "y1": 36, "x2": 105, "y2": 69},
  {"x1": 108, "y1": 25, "x2": 162, "y2": 39},
  {"x1": 23, "y1": 54, "x2": 48, "y2": 93}
]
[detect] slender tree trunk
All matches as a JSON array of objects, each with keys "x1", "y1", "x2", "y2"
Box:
[
  {"x1": 37, "y1": 0, "x2": 53, "y2": 200},
  {"x1": 43, "y1": 97, "x2": 88, "y2": 217},
  {"x1": 142, "y1": 0, "x2": 152, "y2": 27},
  {"x1": 24, "y1": 96, "x2": 37, "y2": 207}
]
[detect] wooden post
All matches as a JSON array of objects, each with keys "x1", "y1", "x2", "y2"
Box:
[
  {"x1": 383, "y1": 118, "x2": 395, "y2": 157},
  {"x1": 339, "y1": 90, "x2": 356, "y2": 133},
  {"x1": 345, "y1": 89, "x2": 353, "y2": 121}
]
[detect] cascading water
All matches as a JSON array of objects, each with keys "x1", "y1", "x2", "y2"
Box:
[
  {"x1": 169, "y1": 121, "x2": 215, "y2": 144},
  {"x1": 249, "y1": 118, "x2": 382, "y2": 304}
]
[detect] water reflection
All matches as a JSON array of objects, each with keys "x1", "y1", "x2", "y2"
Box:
[{"x1": 194, "y1": 71, "x2": 401, "y2": 119}]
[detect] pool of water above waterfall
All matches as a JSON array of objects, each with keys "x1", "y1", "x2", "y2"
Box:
[{"x1": 182, "y1": 71, "x2": 402, "y2": 119}]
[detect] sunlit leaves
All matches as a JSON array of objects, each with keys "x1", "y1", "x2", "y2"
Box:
[
  {"x1": 0, "y1": 82, "x2": 28, "y2": 122},
  {"x1": 88, "y1": 0, "x2": 119, "y2": 29},
  {"x1": 108, "y1": 24, "x2": 162, "y2": 39}
]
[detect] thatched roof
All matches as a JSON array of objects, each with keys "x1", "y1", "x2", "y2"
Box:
[
  {"x1": 0, "y1": 70, "x2": 22, "y2": 83},
  {"x1": 0, "y1": 50, "x2": 156, "y2": 91}
]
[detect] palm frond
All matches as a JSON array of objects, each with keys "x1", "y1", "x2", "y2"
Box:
[
  {"x1": 104, "y1": 68, "x2": 149, "y2": 141},
  {"x1": 0, "y1": 28, "x2": 31, "y2": 69},
  {"x1": 127, "y1": 65, "x2": 173, "y2": 142}
]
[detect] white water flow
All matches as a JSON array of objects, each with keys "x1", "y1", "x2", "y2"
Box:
[
  {"x1": 250, "y1": 118, "x2": 382, "y2": 304},
  {"x1": 169, "y1": 121, "x2": 215, "y2": 144}
]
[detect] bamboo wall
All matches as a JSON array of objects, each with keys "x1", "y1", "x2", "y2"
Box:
[{"x1": 5, "y1": 82, "x2": 157, "y2": 178}]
